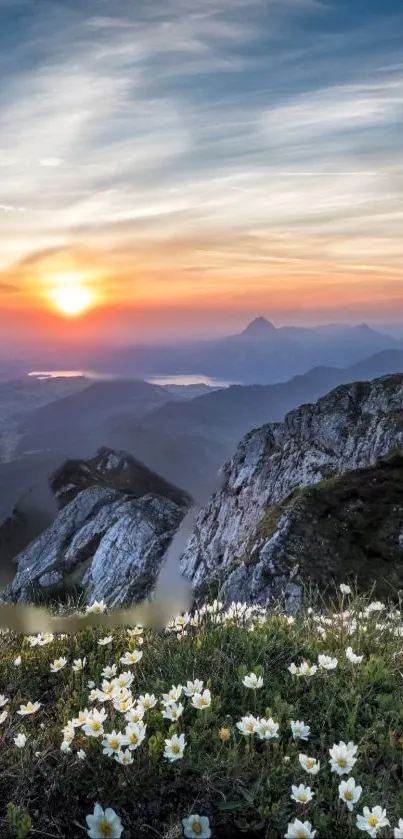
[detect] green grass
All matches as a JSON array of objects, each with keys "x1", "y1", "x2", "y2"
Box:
[{"x1": 0, "y1": 592, "x2": 403, "y2": 838}]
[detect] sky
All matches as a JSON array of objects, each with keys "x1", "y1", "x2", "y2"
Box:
[{"x1": 0, "y1": 0, "x2": 402, "y2": 345}]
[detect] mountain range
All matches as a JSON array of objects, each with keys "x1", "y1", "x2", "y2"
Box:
[
  {"x1": 1, "y1": 346, "x2": 403, "y2": 528},
  {"x1": 92, "y1": 317, "x2": 403, "y2": 384},
  {"x1": 3, "y1": 372, "x2": 403, "y2": 607}
]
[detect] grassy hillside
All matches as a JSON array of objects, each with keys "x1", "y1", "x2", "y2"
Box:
[{"x1": 0, "y1": 592, "x2": 403, "y2": 838}]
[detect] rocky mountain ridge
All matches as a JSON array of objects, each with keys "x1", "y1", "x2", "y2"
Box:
[
  {"x1": 1, "y1": 449, "x2": 190, "y2": 605},
  {"x1": 180, "y1": 374, "x2": 403, "y2": 604}
]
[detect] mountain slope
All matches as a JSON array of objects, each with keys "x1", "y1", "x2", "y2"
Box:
[
  {"x1": 2, "y1": 448, "x2": 191, "y2": 605},
  {"x1": 18, "y1": 379, "x2": 173, "y2": 434},
  {"x1": 181, "y1": 374, "x2": 403, "y2": 602},
  {"x1": 144, "y1": 349, "x2": 403, "y2": 444}
]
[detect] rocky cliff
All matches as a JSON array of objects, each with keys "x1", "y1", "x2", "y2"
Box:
[
  {"x1": 2, "y1": 448, "x2": 190, "y2": 605},
  {"x1": 181, "y1": 374, "x2": 403, "y2": 604}
]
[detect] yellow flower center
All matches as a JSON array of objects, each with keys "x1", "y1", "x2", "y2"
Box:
[
  {"x1": 344, "y1": 791, "x2": 353, "y2": 801},
  {"x1": 306, "y1": 759, "x2": 315, "y2": 769},
  {"x1": 91, "y1": 721, "x2": 101, "y2": 731},
  {"x1": 298, "y1": 794, "x2": 307, "y2": 802},
  {"x1": 98, "y1": 820, "x2": 113, "y2": 837},
  {"x1": 192, "y1": 822, "x2": 202, "y2": 835},
  {"x1": 246, "y1": 722, "x2": 254, "y2": 731},
  {"x1": 171, "y1": 743, "x2": 180, "y2": 753},
  {"x1": 296, "y1": 832, "x2": 307, "y2": 838},
  {"x1": 368, "y1": 816, "x2": 379, "y2": 828},
  {"x1": 110, "y1": 739, "x2": 119, "y2": 749},
  {"x1": 130, "y1": 734, "x2": 138, "y2": 744},
  {"x1": 337, "y1": 757, "x2": 347, "y2": 767}
]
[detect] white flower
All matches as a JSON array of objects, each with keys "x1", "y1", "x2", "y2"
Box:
[
  {"x1": 114, "y1": 748, "x2": 134, "y2": 765},
  {"x1": 162, "y1": 685, "x2": 183, "y2": 704},
  {"x1": 97, "y1": 680, "x2": 115, "y2": 702},
  {"x1": 87, "y1": 680, "x2": 96, "y2": 689},
  {"x1": 242, "y1": 672, "x2": 263, "y2": 689},
  {"x1": 356, "y1": 806, "x2": 389, "y2": 837},
  {"x1": 72, "y1": 658, "x2": 86, "y2": 672},
  {"x1": 182, "y1": 815, "x2": 212, "y2": 838},
  {"x1": 394, "y1": 818, "x2": 403, "y2": 838},
  {"x1": 113, "y1": 671, "x2": 134, "y2": 690},
  {"x1": 50, "y1": 657, "x2": 67, "y2": 673},
  {"x1": 365, "y1": 601, "x2": 385, "y2": 615},
  {"x1": 77, "y1": 749, "x2": 86, "y2": 760},
  {"x1": 138, "y1": 693, "x2": 157, "y2": 710},
  {"x1": 339, "y1": 778, "x2": 362, "y2": 811},
  {"x1": 162, "y1": 702, "x2": 184, "y2": 721},
  {"x1": 14, "y1": 655, "x2": 22, "y2": 666},
  {"x1": 62, "y1": 721, "x2": 75, "y2": 743},
  {"x1": 236, "y1": 714, "x2": 259, "y2": 736},
  {"x1": 329, "y1": 741, "x2": 357, "y2": 775},
  {"x1": 61, "y1": 740, "x2": 72, "y2": 753},
  {"x1": 119, "y1": 649, "x2": 143, "y2": 665},
  {"x1": 0, "y1": 695, "x2": 9, "y2": 707},
  {"x1": 86, "y1": 600, "x2": 107, "y2": 614},
  {"x1": 318, "y1": 655, "x2": 338, "y2": 670},
  {"x1": 299, "y1": 662, "x2": 318, "y2": 677},
  {"x1": 346, "y1": 646, "x2": 364, "y2": 664},
  {"x1": 125, "y1": 722, "x2": 147, "y2": 750},
  {"x1": 126, "y1": 626, "x2": 143, "y2": 637},
  {"x1": 38, "y1": 633, "x2": 54, "y2": 646},
  {"x1": 102, "y1": 665, "x2": 117, "y2": 679},
  {"x1": 298, "y1": 754, "x2": 320, "y2": 775},
  {"x1": 256, "y1": 717, "x2": 279, "y2": 740},
  {"x1": 112, "y1": 693, "x2": 134, "y2": 714},
  {"x1": 102, "y1": 731, "x2": 129, "y2": 756},
  {"x1": 191, "y1": 690, "x2": 212, "y2": 710},
  {"x1": 340, "y1": 584, "x2": 352, "y2": 595},
  {"x1": 163, "y1": 732, "x2": 186, "y2": 761},
  {"x1": 85, "y1": 803, "x2": 123, "y2": 838},
  {"x1": 291, "y1": 784, "x2": 315, "y2": 805},
  {"x1": 0, "y1": 710, "x2": 8, "y2": 724},
  {"x1": 184, "y1": 679, "x2": 204, "y2": 697},
  {"x1": 98, "y1": 636, "x2": 113, "y2": 647},
  {"x1": 17, "y1": 701, "x2": 41, "y2": 716},
  {"x1": 285, "y1": 818, "x2": 316, "y2": 838},
  {"x1": 125, "y1": 704, "x2": 145, "y2": 724},
  {"x1": 82, "y1": 708, "x2": 107, "y2": 738},
  {"x1": 14, "y1": 732, "x2": 27, "y2": 748},
  {"x1": 289, "y1": 662, "x2": 317, "y2": 677},
  {"x1": 291, "y1": 720, "x2": 310, "y2": 741}
]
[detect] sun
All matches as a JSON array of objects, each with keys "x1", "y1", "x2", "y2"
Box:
[{"x1": 48, "y1": 272, "x2": 95, "y2": 317}]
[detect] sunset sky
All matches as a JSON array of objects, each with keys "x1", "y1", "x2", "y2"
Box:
[{"x1": 0, "y1": 0, "x2": 402, "y2": 344}]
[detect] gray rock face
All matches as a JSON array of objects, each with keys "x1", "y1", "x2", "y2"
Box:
[
  {"x1": 181, "y1": 374, "x2": 403, "y2": 603},
  {"x1": 3, "y1": 449, "x2": 190, "y2": 605}
]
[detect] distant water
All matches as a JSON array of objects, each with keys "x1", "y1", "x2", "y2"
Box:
[
  {"x1": 28, "y1": 370, "x2": 106, "y2": 381},
  {"x1": 147, "y1": 374, "x2": 233, "y2": 387},
  {"x1": 28, "y1": 370, "x2": 233, "y2": 387}
]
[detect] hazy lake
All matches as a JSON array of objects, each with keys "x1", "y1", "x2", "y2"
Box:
[{"x1": 28, "y1": 371, "x2": 233, "y2": 387}]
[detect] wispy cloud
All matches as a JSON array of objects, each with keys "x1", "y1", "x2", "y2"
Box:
[{"x1": 0, "y1": 0, "x2": 402, "y2": 328}]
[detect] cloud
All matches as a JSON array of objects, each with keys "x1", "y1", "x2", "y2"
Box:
[{"x1": 0, "y1": 0, "x2": 402, "y2": 323}]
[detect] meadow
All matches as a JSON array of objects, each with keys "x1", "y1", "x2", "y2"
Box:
[{"x1": 1, "y1": 589, "x2": 403, "y2": 838}]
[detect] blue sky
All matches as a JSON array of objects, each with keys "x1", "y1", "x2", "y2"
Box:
[{"x1": 0, "y1": 0, "x2": 402, "y2": 341}]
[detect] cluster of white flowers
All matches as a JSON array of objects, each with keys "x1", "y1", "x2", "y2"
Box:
[
  {"x1": 2, "y1": 594, "x2": 403, "y2": 839},
  {"x1": 85, "y1": 804, "x2": 212, "y2": 838}
]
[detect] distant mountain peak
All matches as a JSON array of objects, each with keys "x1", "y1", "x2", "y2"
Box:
[{"x1": 241, "y1": 317, "x2": 276, "y2": 337}]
